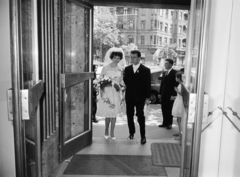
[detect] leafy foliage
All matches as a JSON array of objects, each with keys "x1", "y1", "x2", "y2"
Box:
[
  {"x1": 121, "y1": 43, "x2": 138, "y2": 57},
  {"x1": 158, "y1": 43, "x2": 179, "y2": 59},
  {"x1": 93, "y1": 7, "x2": 124, "y2": 58}
]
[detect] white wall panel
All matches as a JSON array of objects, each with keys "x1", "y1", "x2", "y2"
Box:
[
  {"x1": 198, "y1": 0, "x2": 233, "y2": 176},
  {"x1": 219, "y1": 0, "x2": 240, "y2": 176}
]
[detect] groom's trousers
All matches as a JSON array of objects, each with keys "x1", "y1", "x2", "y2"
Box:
[{"x1": 126, "y1": 99, "x2": 146, "y2": 138}]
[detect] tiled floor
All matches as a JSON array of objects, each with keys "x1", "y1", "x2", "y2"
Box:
[{"x1": 51, "y1": 104, "x2": 191, "y2": 177}]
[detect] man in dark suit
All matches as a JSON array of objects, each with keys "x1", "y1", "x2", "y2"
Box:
[
  {"x1": 158, "y1": 59, "x2": 178, "y2": 129},
  {"x1": 92, "y1": 64, "x2": 98, "y2": 123},
  {"x1": 123, "y1": 50, "x2": 151, "y2": 144}
]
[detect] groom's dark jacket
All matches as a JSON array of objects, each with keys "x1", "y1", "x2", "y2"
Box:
[{"x1": 123, "y1": 64, "x2": 151, "y2": 103}]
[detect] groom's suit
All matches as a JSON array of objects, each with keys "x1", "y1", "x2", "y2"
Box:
[
  {"x1": 123, "y1": 64, "x2": 151, "y2": 138},
  {"x1": 159, "y1": 69, "x2": 178, "y2": 126}
]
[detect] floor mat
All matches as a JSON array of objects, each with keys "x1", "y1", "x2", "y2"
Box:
[
  {"x1": 64, "y1": 154, "x2": 167, "y2": 176},
  {"x1": 151, "y1": 143, "x2": 190, "y2": 168}
]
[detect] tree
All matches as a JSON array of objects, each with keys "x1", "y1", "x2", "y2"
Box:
[
  {"x1": 158, "y1": 43, "x2": 179, "y2": 60},
  {"x1": 93, "y1": 7, "x2": 124, "y2": 61}
]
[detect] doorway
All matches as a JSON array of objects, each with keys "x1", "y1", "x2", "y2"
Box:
[{"x1": 9, "y1": 0, "x2": 211, "y2": 176}]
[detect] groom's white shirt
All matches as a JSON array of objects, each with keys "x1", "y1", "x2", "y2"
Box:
[{"x1": 132, "y1": 63, "x2": 140, "y2": 73}]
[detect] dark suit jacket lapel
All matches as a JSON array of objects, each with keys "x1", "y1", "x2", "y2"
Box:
[{"x1": 135, "y1": 64, "x2": 142, "y2": 74}]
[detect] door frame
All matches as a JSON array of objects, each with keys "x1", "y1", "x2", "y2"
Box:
[
  {"x1": 181, "y1": 0, "x2": 212, "y2": 176},
  {"x1": 9, "y1": 0, "x2": 43, "y2": 176}
]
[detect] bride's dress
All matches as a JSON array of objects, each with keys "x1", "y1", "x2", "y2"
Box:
[{"x1": 96, "y1": 64, "x2": 125, "y2": 118}]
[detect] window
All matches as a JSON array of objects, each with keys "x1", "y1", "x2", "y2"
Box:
[
  {"x1": 150, "y1": 35, "x2": 152, "y2": 44},
  {"x1": 110, "y1": 8, "x2": 114, "y2": 15},
  {"x1": 182, "y1": 38, "x2": 186, "y2": 47},
  {"x1": 165, "y1": 23, "x2": 168, "y2": 32},
  {"x1": 159, "y1": 37, "x2": 162, "y2": 45},
  {"x1": 141, "y1": 20, "x2": 145, "y2": 29},
  {"x1": 128, "y1": 35, "x2": 134, "y2": 43},
  {"x1": 160, "y1": 22, "x2": 163, "y2": 31},
  {"x1": 124, "y1": 8, "x2": 127, "y2": 15},
  {"x1": 116, "y1": 7, "x2": 124, "y2": 15},
  {"x1": 170, "y1": 38, "x2": 172, "y2": 44},
  {"x1": 128, "y1": 20, "x2": 134, "y2": 29},
  {"x1": 117, "y1": 20, "x2": 123, "y2": 29},
  {"x1": 151, "y1": 20, "x2": 154, "y2": 29},
  {"x1": 179, "y1": 25, "x2": 182, "y2": 33},
  {"x1": 154, "y1": 20, "x2": 157, "y2": 29},
  {"x1": 165, "y1": 10, "x2": 168, "y2": 18},
  {"x1": 183, "y1": 25, "x2": 187, "y2": 33},
  {"x1": 154, "y1": 35, "x2": 157, "y2": 44},
  {"x1": 184, "y1": 13, "x2": 188, "y2": 21},
  {"x1": 170, "y1": 24, "x2": 173, "y2": 32},
  {"x1": 164, "y1": 37, "x2": 167, "y2": 44},
  {"x1": 179, "y1": 12, "x2": 182, "y2": 20},
  {"x1": 170, "y1": 11, "x2": 173, "y2": 19},
  {"x1": 141, "y1": 36, "x2": 145, "y2": 44},
  {"x1": 127, "y1": 8, "x2": 134, "y2": 15},
  {"x1": 174, "y1": 38, "x2": 177, "y2": 44}
]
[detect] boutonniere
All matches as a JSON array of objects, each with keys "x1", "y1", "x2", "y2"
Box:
[{"x1": 136, "y1": 70, "x2": 139, "y2": 73}]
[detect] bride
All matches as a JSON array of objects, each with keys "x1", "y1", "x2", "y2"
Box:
[
  {"x1": 103, "y1": 47, "x2": 127, "y2": 68},
  {"x1": 96, "y1": 48, "x2": 126, "y2": 140}
]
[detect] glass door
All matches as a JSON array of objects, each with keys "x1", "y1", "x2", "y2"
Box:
[{"x1": 59, "y1": 0, "x2": 94, "y2": 161}]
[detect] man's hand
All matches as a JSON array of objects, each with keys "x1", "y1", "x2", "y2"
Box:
[{"x1": 145, "y1": 98, "x2": 151, "y2": 106}]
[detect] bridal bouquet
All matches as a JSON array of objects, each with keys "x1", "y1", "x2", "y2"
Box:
[
  {"x1": 97, "y1": 76, "x2": 112, "y2": 91},
  {"x1": 96, "y1": 75, "x2": 125, "y2": 92}
]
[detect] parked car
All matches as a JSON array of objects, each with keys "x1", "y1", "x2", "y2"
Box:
[
  {"x1": 150, "y1": 69, "x2": 163, "y2": 104},
  {"x1": 149, "y1": 66, "x2": 184, "y2": 104}
]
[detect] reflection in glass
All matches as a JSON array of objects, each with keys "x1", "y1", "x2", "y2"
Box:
[
  {"x1": 64, "y1": 2, "x2": 90, "y2": 142},
  {"x1": 64, "y1": 81, "x2": 89, "y2": 141},
  {"x1": 189, "y1": 1, "x2": 203, "y2": 93}
]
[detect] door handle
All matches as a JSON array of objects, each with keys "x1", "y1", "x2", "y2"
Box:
[{"x1": 61, "y1": 72, "x2": 94, "y2": 88}]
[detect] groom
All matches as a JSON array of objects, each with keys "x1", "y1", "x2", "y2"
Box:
[{"x1": 123, "y1": 50, "x2": 151, "y2": 144}]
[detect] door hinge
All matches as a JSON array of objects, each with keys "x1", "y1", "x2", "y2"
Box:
[
  {"x1": 188, "y1": 93, "x2": 209, "y2": 123},
  {"x1": 6, "y1": 80, "x2": 44, "y2": 121},
  {"x1": 7, "y1": 89, "x2": 13, "y2": 121}
]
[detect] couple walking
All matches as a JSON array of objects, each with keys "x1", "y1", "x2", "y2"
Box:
[{"x1": 96, "y1": 49, "x2": 151, "y2": 145}]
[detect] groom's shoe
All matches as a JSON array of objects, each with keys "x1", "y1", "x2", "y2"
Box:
[
  {"x1": 158, "y1": 124, "x2": 167, "y2": 128},
  {"x1": 141, "y1": 137, "x2": 146, "y2": 145},
  {"x1": 128, "y1": 134, "x2": 134, "y2": 140}
]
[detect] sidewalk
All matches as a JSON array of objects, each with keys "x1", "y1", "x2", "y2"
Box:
[{"x1": 93, "y1": 104, "x2": 192, "y2": 141}]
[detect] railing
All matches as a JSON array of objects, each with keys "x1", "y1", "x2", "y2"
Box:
[{"x1": 201, "y1": 107, "x2": 240, "y2": 133}]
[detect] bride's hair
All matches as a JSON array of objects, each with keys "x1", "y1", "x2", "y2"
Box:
[
  {"x1": 175, "y1": 71, "x2": 183, "y2": 82},
  {"x1": 110, "y1": 51, "x2": 123, "y2": 60}
]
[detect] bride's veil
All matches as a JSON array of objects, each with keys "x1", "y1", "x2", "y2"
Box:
[{"x1": 103, "y1": 47, "x2": 127, "y2": 68}]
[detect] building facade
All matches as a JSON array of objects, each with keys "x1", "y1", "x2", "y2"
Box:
[{"x1": 110, "y1": 7, "x2": 188, "y2": 63}]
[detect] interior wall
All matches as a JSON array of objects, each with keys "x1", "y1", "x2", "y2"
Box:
[
  {"x1": 218, "y1": 0, "x2": 240, "y2": 176},
  {"x1": 199, "y1": 0, "x2": 240, "y2": 176},
  {"x1": 0, "y1": 1, "x2": 16, "y2": 177}
]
